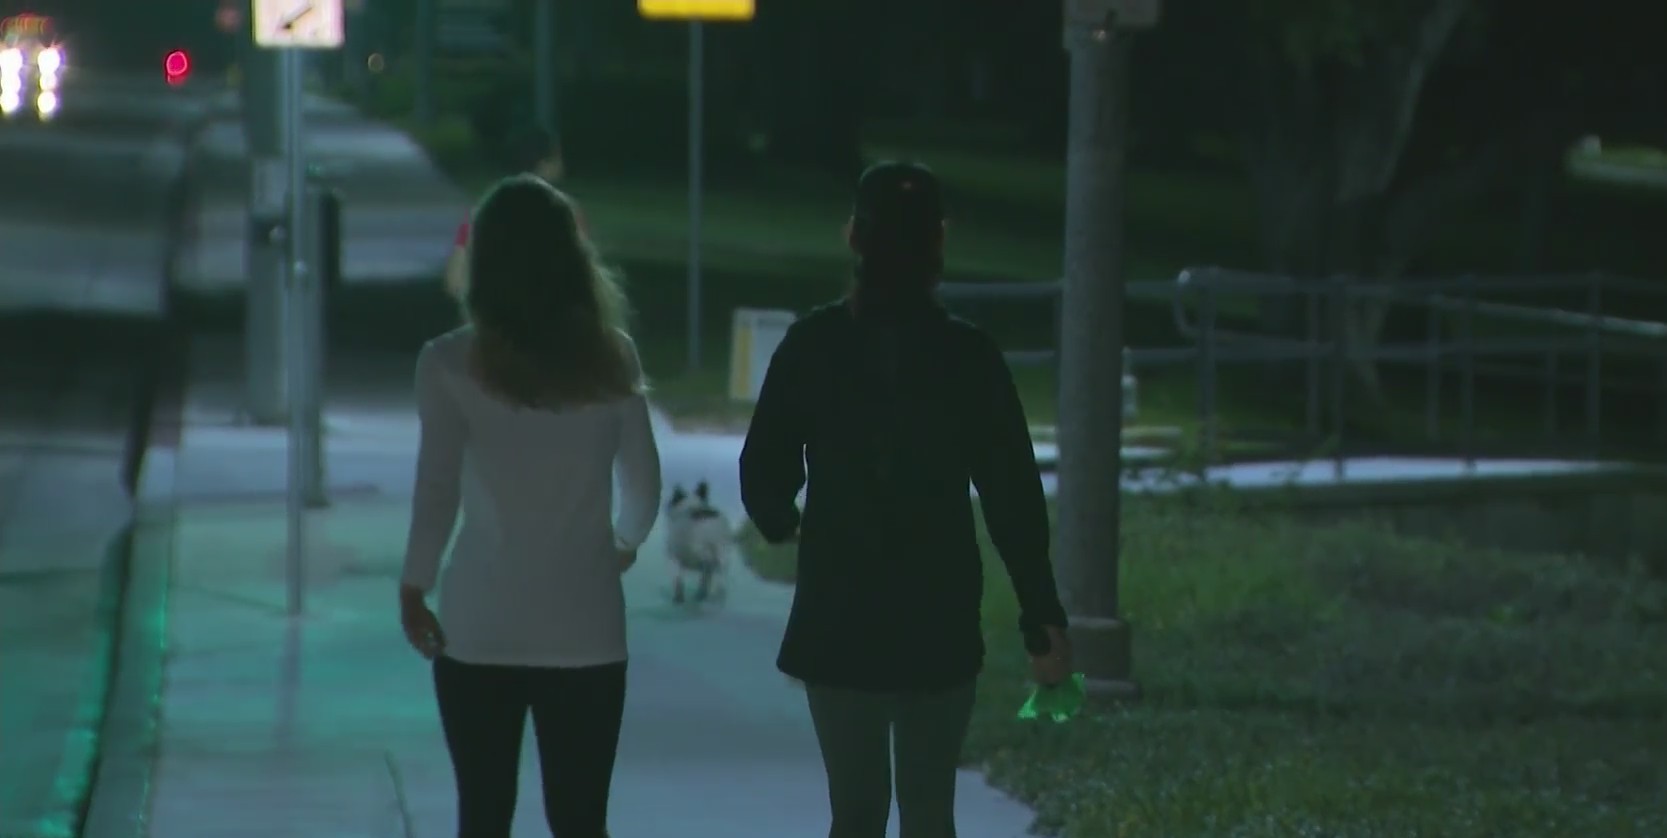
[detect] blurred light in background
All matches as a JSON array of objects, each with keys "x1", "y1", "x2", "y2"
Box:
[
  {"x1": 35, "y1": 88, "x2": 55, "y2": 118},
  {"x1": 37, "y1": 45, "x2": 60, "y2": 73},
  {"x1": 0, "y1": 47, "x2": 21, "y2": 74},
  {"x1": 0, "y1": 88, "x2": 19, "y2": 116},
  {"x1": 164, "y1": 49, "x2": 190, "y2": 85},
  {"x1": 366, "y1": 52, "x2": 385, "y2": 73}
]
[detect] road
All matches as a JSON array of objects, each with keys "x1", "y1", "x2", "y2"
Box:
[
  {"x1": 0, "y1": 66, "x2": 483, "y2": 834},
  {"x1": 0, "y1": 74, "x2": 204, "y2": 317},
  {"x1": 0, "y1": 71, "x2": 202, "y2": 836}
]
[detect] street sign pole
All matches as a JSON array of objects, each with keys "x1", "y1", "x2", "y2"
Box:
[
  {"x1": 245, "y1": 0, "x2": 286, "y2": 426},
  {"x1": 281, "y1": 45, "x2": 310, "y2": 617},
  {"x1": 255, "y1": 0, "x2": 345, "y2": 617},
  {"x1": 686, "y1": 21, "x2": 704, "y2": 372},
  {"x1": 638, "y1": 0, "x2": 752, "y2": 374}
]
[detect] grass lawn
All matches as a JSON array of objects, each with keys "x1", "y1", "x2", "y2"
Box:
[
  {"x1": 445, "y1": 148, "x2": 1283, "y2": 440},
  {"x1": 422, "y1": 111, "x2": 1667, "y2": 450},
  {"x1": 737, "y1": 501, "x2": 1667, "y2": 837}
]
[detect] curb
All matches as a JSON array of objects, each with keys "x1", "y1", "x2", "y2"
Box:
[
  {"x1": 79, "y1": 511, "x2": 175, "y2": 838},
  {"x1": 20, "y1": 527, "x2": 137, "y2": 838},
  {"x1": 78, "y1": 324, "x2": 189, "y2": 837}
]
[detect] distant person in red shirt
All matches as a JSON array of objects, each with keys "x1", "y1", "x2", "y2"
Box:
[{"x1": 445, "y1": 128, "x2": 575, "y2": 317}]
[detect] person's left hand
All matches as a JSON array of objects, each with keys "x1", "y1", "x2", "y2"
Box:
[
  {"x1": 1028, "y1": 625, "x2": 1073, "y2": 688},
  {"x1": 400, "y1": 586, "x2": 446, "y2": 659}
]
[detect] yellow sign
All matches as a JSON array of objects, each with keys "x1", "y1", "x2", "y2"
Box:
[{"x1": 638, "y1": 0, "x2": 754, "y2": 21}]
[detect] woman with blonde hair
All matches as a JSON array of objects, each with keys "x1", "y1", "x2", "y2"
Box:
[{"x1": 400, "y1": 174, "x2": 661, "y2": 837}]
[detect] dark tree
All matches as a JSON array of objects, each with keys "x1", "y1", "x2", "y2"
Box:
[
  {"x1": 1172, "y1": 0, "x2": 1666, "y2": 401},
  {"x1": 752, "y1": 0, "x2": 866, "y2": 177}
]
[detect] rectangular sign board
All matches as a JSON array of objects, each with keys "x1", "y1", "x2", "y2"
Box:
[
  {"x1": 639, "y1": 0, "x2": 755, "y2": 22},
  {"x1": 254, "y1": 0, "x2": 345, "y2": 49},
  {"x1": 728, "y1": 308, "x2": 796, "y2": 402},
  {"x1": 1063, "y1": 0, "x2": 1161, "y2": 29}
]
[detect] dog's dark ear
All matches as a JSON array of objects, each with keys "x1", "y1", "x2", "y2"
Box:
[
  {"x1": 695, "y1": 481, "x2": 710, "y2": 501},
  {"x1": 670, "y1": 486, "x2": 686, "y2": 505}
]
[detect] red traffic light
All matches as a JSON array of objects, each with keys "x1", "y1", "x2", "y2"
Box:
[{"x1": 163, "y1": 50, "x2": 190, "y2": 79}]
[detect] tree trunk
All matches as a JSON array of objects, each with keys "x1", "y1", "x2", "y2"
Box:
[{"x1": 1233, "y1": 0, "x2": 1473, "y2": 408}]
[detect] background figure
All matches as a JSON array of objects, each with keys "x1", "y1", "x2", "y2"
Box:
[
  {"x1": 738, "y1": 162, "x2": 1074, "y2": 838},
  {"x1": 400, "y1": 175, "x2": 661, "y2": 837},
  {"x1": 444, "y1": 127, "x2": 567, "y2": 318}
]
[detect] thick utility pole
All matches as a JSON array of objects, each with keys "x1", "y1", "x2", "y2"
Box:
[{"x1": 1055, "y1": 0, "x2": 1156, "y2": 699}]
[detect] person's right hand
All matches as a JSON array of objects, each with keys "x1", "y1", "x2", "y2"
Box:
[
  {"x1": 617, "y1": 547, "x2": 638, "y2": 573},
  {"x1": 1028, "y1": 625, "x2": 1073, "y2": 687}
]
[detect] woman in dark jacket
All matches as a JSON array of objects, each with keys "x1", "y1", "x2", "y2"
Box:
[{"x1": 739, "y1": 161, "x2": 1073, "y2": 838}]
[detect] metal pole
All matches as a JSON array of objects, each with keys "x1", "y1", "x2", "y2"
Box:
[
  {"x1": 1329, "y1": 278, "x2": 1347, "y2": 480},
  {"x1": 1055, "y1": 20, "x2": 1136, "y2": 698},
  {"x1": 1305, "y1": 289, "x2": 1321, "y2": 435},
  {"x1": 282, "y1": 48, "x2": 310, "y2": 617},
  {"x1": 1197, "y1": 281, "x2": 1218, "y2": 464},
  {"x1": 1584, "y1": 273, "x2": 1603, "y2": 453},
  {"x1": 414, "y1": 0, "x2": 435, "y2": 125},
  {"x1": 1425, "y1": 302, "x2": 1441, "y2": 440},
  {"x1": 686, "y1": 22, "x2": 705, "y2": 373},
  {"x1": 1460, "y1": 274, "x2": 1476, "y2": 470},
  {"x1": 534, "y1": 0, "x2": 556, "y2": 134},
  {"x1": 245, "y1": 8, "x2": 287, "y2": 425}
]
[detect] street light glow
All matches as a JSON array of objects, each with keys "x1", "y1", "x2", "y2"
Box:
[
  {"x1": 0, "y1": 48, "x2": 22, "y2": 74},
  {"x1": 37, "y1": 46, "x2": 60, "y2": 73},
  {"x1": 35, "y1": 88, "x2": 56, "y2": 118}
]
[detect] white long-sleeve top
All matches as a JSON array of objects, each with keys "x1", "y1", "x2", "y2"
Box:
[{"x1": 400, "y1": 327, "x2": 662, "y2": 668}]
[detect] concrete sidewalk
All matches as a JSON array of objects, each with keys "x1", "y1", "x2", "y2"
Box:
[
  {"x1": 122, "y1": 353, "x2": 1040, "y2": 836},
  {"x1": 0, "y1": 324, "x2": 155, "y2": 837}
]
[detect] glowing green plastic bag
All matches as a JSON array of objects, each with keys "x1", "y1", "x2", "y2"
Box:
[{"x1": 1016, "y1": 673, "x2": 1086, "y2": 723}]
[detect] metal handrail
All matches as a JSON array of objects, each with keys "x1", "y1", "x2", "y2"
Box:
[{"x1": 936, "y1": 268, "x2": 1667, "y2": 464}]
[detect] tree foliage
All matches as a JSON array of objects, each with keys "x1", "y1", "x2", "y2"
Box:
[{"x1": 1165, "y1": 0, "x2": 1666, "y2": 399}]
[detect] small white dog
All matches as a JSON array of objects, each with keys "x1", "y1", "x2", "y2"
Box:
[{"x1": 664, "y1": 481, "x2": 733, "y2": 606}]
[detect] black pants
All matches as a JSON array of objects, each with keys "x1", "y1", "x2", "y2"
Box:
[
  {"x1": 805, "y1": 680, "x2": 978, "y2": 838},
  {"x1": 432, "y1": 655, "x2": 628, "y2": 838}
]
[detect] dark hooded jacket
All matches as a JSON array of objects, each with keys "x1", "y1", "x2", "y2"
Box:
[{"x1": 739, "y1": 298, "x2": 1067, "y2": 691}]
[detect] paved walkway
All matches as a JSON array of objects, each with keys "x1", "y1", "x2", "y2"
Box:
[
  {"x1": 130, "y1": 353, "x2": 1040, "y2": 837},
  {"x1": 0, "y1": 323, "x2": 155, "y2": 837}
]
